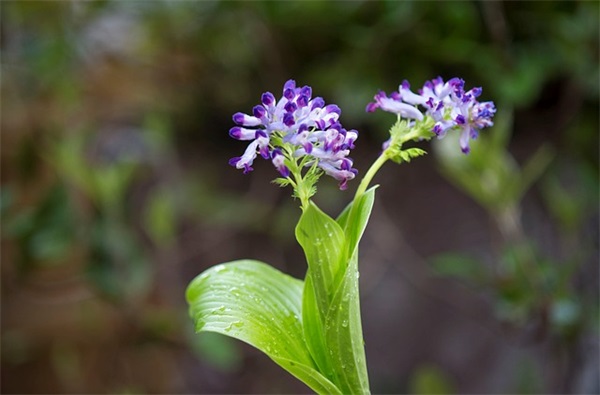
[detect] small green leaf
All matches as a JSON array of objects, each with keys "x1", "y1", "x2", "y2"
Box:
[
  {"x1": 272, "y1": 177, "x2": 292, "y2": 188},
  {"x1": 392, "y1": 147, "x2": 428, "y2": 164},
  {"x1": 186, "y1": 260, "x2": 341, "y2": 395}
]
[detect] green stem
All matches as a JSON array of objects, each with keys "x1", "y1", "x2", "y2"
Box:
[
  {"x1": 353, "y1": 119, "x2": 420, "y2": 202},
  {"x1": 354, "y1": 151, "x2": 389, "y2": 201}
]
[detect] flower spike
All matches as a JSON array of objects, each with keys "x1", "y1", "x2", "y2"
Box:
[
  {"x1": 228, "y1": 80, "x2": 359, "y2": 193},
  {"x1": 368, "y1": 77, "x2": 496, "y2": 154}
]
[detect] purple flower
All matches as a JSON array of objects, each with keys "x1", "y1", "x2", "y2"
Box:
[
  {"x1": 366, "y1": 91, "x2": 424, "y2": 120},
  {"x1": 229, "y1": 79, "x2": 358, "y2": 189},
  {"x1": 367, "y1": 77, "x2": 496, "y2": 153}
]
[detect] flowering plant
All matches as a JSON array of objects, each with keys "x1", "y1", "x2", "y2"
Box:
[{"x1": 186, "y1": 78, "x2": 495, "y2": 394}]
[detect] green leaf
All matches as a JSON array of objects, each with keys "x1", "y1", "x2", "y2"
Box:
[
  {"x1": 296, "y1": 202, "x2": 346, "y2": 304},
  {"x1": 186, "y1": 260, "x2": 341, "y2": 395},
  {"x1": 296, "y1": 203, "x2": 348, "y2": 389},
  {"x1": 324, "y1": 253, "x2": 370, "y2": 394},
  {"x1": 297, "y1": 194, "x2": 375, "y2": 394},
  {"x1": 302, "y1": 271, "x2": 336, "y2": 382},
  {"x1": 337, "y1": 186, "x2": 377, "y2": 259},
  {"x1": 390, "y1": 147, "x2": 428, "y2": 164}
]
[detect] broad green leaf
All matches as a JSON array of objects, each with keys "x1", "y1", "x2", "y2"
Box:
[
  {"x1": 302, "y1": 271, "x2": 338, "y2": 384},
  {"x1": 295, "y1": 201, "x2": 346, "y2": 305},
  {"x1": 336, "y1": 186, "x2": 377, "y2": 258},
  {"x1": 324, "y1": 253, "x2": 370, "y2": 394},
  {"x1": 296, "y1": 203, "x2": 347, "y2": 389},
  {"x1": 297, "y1": 196, "x2": 375, "y2": 394},
  {"x1": 186, "y1": 260, "x2": 341, "y2": 395}
]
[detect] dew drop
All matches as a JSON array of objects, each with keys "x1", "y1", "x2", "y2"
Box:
[
  {"x1": 341, "y1": 320, "x2": 348, "y2": 328},
  {"x1": 211, "y1": 305, "x2": 226, "y2": 315},
  {"x1": 232, "y1": 321, "x2": 244, "y2": 329}
]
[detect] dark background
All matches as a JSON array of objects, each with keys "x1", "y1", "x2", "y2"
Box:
[{"x1": 2, "y1": 1, "x2": 599, "y2": 394}]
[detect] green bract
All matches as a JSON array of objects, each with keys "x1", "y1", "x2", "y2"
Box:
[{"x1": 186, "y1": 187, "x2": 376, "y2": 394}]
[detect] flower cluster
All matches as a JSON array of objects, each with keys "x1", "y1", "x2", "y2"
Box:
[
  {"x1": 367, "y1": 77, "x2": 496, "y2": 153},
  {"x1": 229, "y1": 80, "x2": 359, "y2": 189}
]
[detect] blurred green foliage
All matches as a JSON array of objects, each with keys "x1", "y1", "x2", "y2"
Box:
[
  {"x1": 1, "y1": 1, "x2": 598, "y2": 394},
  {"x1": 409, "y1": 364, "x2": 456, "y2": 395}
]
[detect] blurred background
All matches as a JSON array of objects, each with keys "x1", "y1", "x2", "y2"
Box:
[{"x1": 2, "y1": 1, "x2": 599, "y2": 394}]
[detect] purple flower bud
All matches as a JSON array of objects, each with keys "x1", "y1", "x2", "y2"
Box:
[
  {"x1": 253, "y1": 105, "x2": 266, "y2": 118},
  {"x1": 324, "y1": 104, "x2": 341, "y2": 115},
  {"x1": 284, "y1": 88, "x2": 295, "y2": 100},
  {"x1": 271, "y1": 149, "x2": 290, "y2": 177},
  {"x1": 300, "y1": 86, "x2": 312, "y2": 98},
  {"x1": 233, "y1": 112, "x2": 262, "y2": 127},
  {"x1": 262, "y1": 92, "x2": 275, "y2": 106},
  {"x1": 283, "y1": 112, "x2": 295, "y2": 127},
  {"x1": 365, "y1": 102, "x2": 379, "y2": 112},
  {"x1": 284, "y1": 101, "x2": 297, "y2": 113},
  {"x1": 232, "y1": 112, "x2": 245, "y2": 124},
  {"x1": 304, "y1": 142, "x2": 313, "y2": 154},
  {"x1": 310, "y1": 97, "x2": 325, "y2": 110},
  {"x1": 283, "y1": 79, "x2": 296, "y2": 91},
  {"x1": 229, "y1": 126, "x2": 242, "y2": 139},
  {"x1": 229, "y1": 126, "x2": 257, "y2": 140},
  {"x1": 340, "y1": 158, "x2": 352, "y2": 171},
  {"x1": 297, "y1": 95, "x2": 309, "y2": 108}
]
